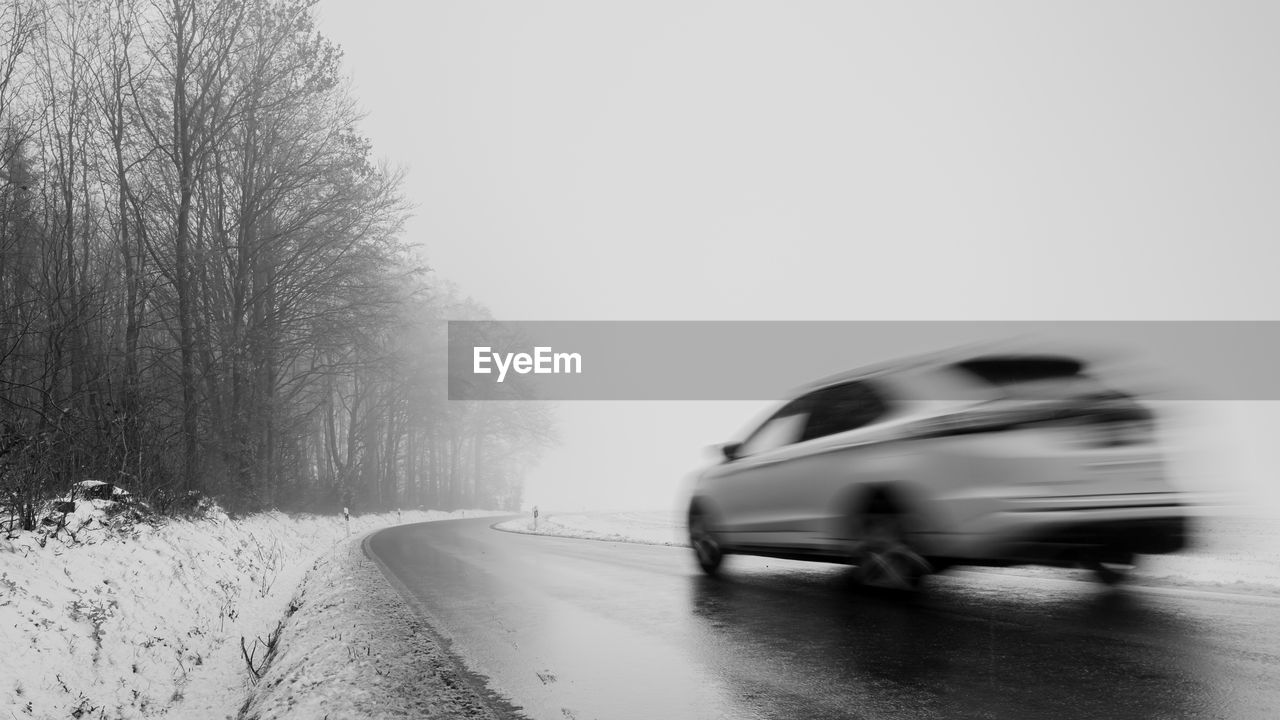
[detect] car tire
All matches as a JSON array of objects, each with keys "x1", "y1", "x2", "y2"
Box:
[
  {"x1": 1087, "y1": 550, "x2": 1136, "y2": 585},
  {"x1": 688, "y1": 512, "x2": 724, "y2": 576},
  {"x1": 849, "y1": 500, "x2": 931, "y2": 592}
]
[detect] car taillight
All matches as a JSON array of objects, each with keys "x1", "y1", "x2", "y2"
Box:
[{"x1": 1071, "y1": 418, "x2": 1156, "y2": 447}]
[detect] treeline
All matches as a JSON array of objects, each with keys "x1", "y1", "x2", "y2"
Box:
[{"x1": 0, "y1": 0, "x2": 552, "y2": 525}]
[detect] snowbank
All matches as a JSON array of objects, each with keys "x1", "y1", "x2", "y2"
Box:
[
  {"x1": 0, "y1": 508, "x2": 499, "y2": 719},
  {"x1": 238, "y1": 526, "x2": 517, "y2": 720}
]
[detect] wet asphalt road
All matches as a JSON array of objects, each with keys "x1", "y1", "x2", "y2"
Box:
[{"x1": 365, "y1": 517, "x2": 1280, "y2": 720}]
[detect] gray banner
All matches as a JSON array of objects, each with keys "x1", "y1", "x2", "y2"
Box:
[{"x1": 447, "y1": 321, "x2": 1280, "y2": 401}]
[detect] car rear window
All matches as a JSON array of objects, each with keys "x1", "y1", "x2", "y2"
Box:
[
  {"x1": 949, "y1": 356, "x2": 1107, "y2": 399},
  {"x1": 953, "y1": 356, "x2": 1084, "y2": 383}
]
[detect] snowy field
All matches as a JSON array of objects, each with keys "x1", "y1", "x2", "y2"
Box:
[
  {"x1": 1, "y1": 507, "x2": 501, "y2": 720},
  {"x1": 497, "y1": 509, "x2": 1280, "y2": 596},
  {"x1": 495, "y1": 510, "x2": 687, "y2": 546}
]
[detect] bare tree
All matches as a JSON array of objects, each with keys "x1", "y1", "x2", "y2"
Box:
[{"x1": 0, "y1": 0, "x2": 553, "y2": 521}]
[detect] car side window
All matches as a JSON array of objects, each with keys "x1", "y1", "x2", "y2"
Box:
[
  {"x1": 737, "y1": 399, "x2": 810, "y2": 457},
  {"x1": 800, "y1": 381, "x2": 889, "y2": 442}
]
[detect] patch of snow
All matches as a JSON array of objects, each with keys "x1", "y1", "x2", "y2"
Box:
[
  {"x1": 240, "y1": 519, "x2": 516, "y2": 720},
  {"x1": 26, "y1": 481, "x2": 152, "y2": 542},
  {"x1": 66, "y1": 480, "x2": 133, "y2": 502},
  {"x1": 0, "y1": 507, "x2": 502, "y2": 719},
  {"x1": 494, "y1": 511, "x2": 688, "y2": 547}
]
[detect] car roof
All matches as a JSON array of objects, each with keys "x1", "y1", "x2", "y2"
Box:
[{"x1": 798, "y1": 345, "x2": 1091, "y2": 395}]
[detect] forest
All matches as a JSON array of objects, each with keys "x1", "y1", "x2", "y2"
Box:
[{"x1": 0, "y1": 0, "x2": 553, "y2": 526}]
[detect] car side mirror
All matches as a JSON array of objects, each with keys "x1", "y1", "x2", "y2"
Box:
[{"x1": 721, "y1": 442, "x2": 742, "y2": 462}]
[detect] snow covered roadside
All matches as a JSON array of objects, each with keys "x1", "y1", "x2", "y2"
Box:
[
  {"x1": 239, "y1": 523, "x2": 519, "y2": 720},
  {"x1": 1, "y1": 508, "x2": 500, "y2": 719},
  {"x1": 972, "y1": 511, "x2": 1280, "y2": 596},
  {"x1": 496, "y1": 510, "x2": 1280, "y2": 596},
  {"x1": 494, "y1": 511, "x2": 688, "y2": 547}
]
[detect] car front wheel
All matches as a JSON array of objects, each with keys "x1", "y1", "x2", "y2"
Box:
[{"x1": 689, "y1": 513, "x2": 724, "y2": 576}]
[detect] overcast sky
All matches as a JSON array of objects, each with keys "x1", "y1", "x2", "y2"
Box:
[{"x1": 316, "y1": 1, "x2": 1280, "y2": 512}]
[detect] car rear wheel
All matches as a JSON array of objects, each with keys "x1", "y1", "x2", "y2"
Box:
[
  {"x1": 850, "y1": 504, "x2": 932, "y2": 591},
  {"x1": 1086, "y1": 550, "x2": 1136, "y2": 585},
  {"x1": 689, "y1": 513, "x2": 724, "y2": 576}
]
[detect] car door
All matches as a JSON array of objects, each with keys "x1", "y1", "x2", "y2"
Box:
[
  {"x1": 699, "y1": 395, "x2": 814, "y2": 550},
  {"x1": 782, "y1": 381, "x2": 893, "y2": 550},
  {"x1": 702, "y1": 381, "x2": 892, "y2": 553}
]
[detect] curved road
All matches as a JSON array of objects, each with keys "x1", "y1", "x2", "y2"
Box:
[{"x1": 365, "y1": 517, "x2": 1280, "y2": 720}]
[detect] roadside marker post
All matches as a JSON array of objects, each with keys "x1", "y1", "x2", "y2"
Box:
[{"x1": 533, "y1": 506, "x2": 539, "y2": 531}]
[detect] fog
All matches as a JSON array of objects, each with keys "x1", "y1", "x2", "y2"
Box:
[{"x1": 317, "y1": 1, "x2": 1280, "y2": 515}]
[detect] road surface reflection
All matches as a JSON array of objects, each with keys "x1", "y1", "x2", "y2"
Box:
[{"x1": 685, "y1": 564, "x2": 1219, "y2": 719}]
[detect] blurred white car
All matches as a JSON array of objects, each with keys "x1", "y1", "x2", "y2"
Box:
[{"x1": 686, "y1": 352, "x2": 1190, "y2": 589}]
